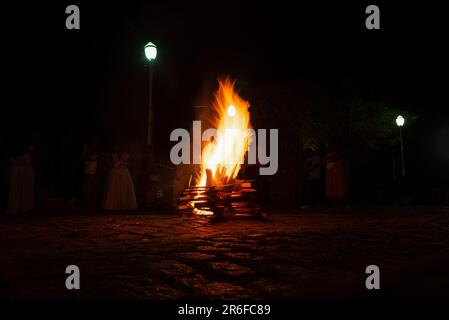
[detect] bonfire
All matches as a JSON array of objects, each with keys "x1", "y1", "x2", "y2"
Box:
[{"x1": 178, "y1": 77, "x2": 261, "y2": 217}]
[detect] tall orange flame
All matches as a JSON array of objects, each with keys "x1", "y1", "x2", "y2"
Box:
[{"x1": 197, "y1": 77, "x2": 252, "y2": 186}]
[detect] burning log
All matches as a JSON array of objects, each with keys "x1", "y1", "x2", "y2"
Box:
[{"x1": 205, "y1": 169, "x2": 214, "y2": 187}]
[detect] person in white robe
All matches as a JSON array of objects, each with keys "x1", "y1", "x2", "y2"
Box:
[{"x1": 102, "y1": 152, "x2": 137, "y2": 210}]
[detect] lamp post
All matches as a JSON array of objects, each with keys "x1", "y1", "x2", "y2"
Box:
[
  {"x1": 396, "y1": 115, "x2": 405, "y2": 177},
  {"x1": 144, "y1": 41, "x2": 157, "y2": 145}
]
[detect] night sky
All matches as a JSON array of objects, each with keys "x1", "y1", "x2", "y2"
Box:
[{"x1": 3, "y1": 1, "x2": 448, "y2": 189}]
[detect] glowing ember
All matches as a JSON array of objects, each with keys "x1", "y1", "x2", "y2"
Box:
[
  {"x1": 197, "y1": 77, "x2": 253, "y2": 187},
  {"x1": 193, "y1": 208, "x2": 214, "y2": 216}
]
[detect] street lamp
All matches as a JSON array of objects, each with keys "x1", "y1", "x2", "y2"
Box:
[
  {"x1": 396, "y1": 115, "x2": 405, "y2": 177},
  {"x1": 144, "y1": 42, "x2": 157, "y2": 61},
  {"x1": 144, "y1": 41, "x2": 157, "y2": 145},
  {"x1": 396, "y1": 115, "x2": 405, "y2": 127}
]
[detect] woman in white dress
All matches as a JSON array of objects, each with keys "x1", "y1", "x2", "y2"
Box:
[
  {"x1": 102, "y1": 152, "x2": 137, "y2": 210},
  {"x1": 7, "y1": 151, "x2": 35, "y2": 214}
]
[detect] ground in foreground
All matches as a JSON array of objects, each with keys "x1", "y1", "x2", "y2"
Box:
[{"x1": 1, "y1": 206, "x2": 448, "y2": 299}]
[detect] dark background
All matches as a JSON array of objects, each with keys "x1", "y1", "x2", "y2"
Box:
[{"x1": 2, "y1": 1, "x2": 448, "y2": 205}]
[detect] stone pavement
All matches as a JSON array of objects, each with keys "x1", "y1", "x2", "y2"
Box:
[{"x1": 1, "y1": 207, "x2": 449, "y2": 299}]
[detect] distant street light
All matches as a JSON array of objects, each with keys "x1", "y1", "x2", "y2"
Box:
[
  {"x1": 144, "y1": 42, "x2": 157, "y2": 61},
  {"x1": 396, "y1": 115, "x2": 405, "y2": 127},
  {"x1": 144, "y1": 41, "x2": 157, "y2": 145},
  {"x1": 396, "y1": 115, "x2": 405, "y2": 176}
]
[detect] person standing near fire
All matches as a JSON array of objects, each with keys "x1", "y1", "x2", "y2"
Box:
[
  {"x1": 325, "y1": 144, "x2": 348, "y2": 208},
  {"x1": 82, "y1": 141, "x2": 99, "y2": 203},
  {"x1": 102, "y1": 151, "x2": 137, "y2": 210},
  {"x1": 302, "y1": 148, "x2": 322, "y2": 208}
]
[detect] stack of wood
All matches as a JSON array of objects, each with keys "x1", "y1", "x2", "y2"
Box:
[{"x1": 177, "y1": 175, "x2": 261, "y2": 218}]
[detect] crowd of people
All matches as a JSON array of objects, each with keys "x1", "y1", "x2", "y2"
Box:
[
  {"x1": 0, "y1": 132, "x2": 168, "y2": 215},
  {"x1": 2, "y1": 131, "x2": 445, "y2": 215},
  {"x1": 1, "y1": 131, "x2": 350, "y2": 215}
]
